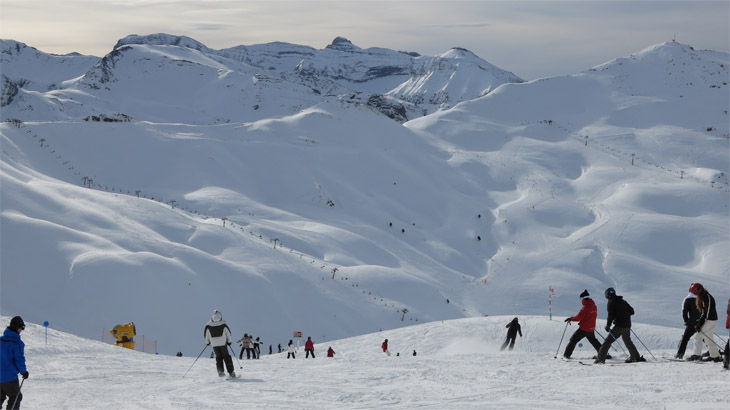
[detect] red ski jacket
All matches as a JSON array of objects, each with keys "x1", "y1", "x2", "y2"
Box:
[
  {"x1": 726, "y1": 298, "x2": 729, "y2": 329},
  {"x1": 382, "y1": 341, "x2": 388, "y2": 352},
  {"x1": 305, "y1": 339, "x2": 314, "y2": 350},
  {"x1": 570, "y1": 298, "x2": 598, "y2": 332}
]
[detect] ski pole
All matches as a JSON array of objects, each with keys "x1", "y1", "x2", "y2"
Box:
[
  {"x1": 698, "y1": 329, "x2": 725, "y2": 352},
  {"x1": 183, "y1": 345, "x2": 208, "y2": 378},
  {"x1": 554, "y1": 321, "x2": 569, "y2": 359},
  {"x1": 596, "y1": 329, "x2": 626, "y2": 355},
  {"x1": 10, "y1": 378, "x2": 24, "y2": 410},
  {"x1": 228, "y1": 344, "x2": 243, "y2": 369},
  {"x1": 714, "y1": 333, "x2": 728, "y2": 346},
  {"x1": 630, "y1": 329, "x2": 657, "y2": 361}
]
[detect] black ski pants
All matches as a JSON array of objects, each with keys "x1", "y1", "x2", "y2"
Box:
[
  {"x1": 287, "y1": 352, "x2": 295, "y2": 359},
  {"x1": 597, "y1": 326, "x2": 640, "y2": 361},
  {"x1": 676, "y1": 325, "x2": 696, "y2": 358},
  {"x1": 305, "y1": 348, "x2": 315, "y2": 358},
  {"x1": 500, "y1": 334, "x2": 517, "y2": 351},
  {"x1": 0, "y1": 379, "x2": 22, "y2": 410},
  {"x1": 239, "y1": 347, "x2": 254, "y2": 359},
  {"x1": 213, "y1": 345, "x2": 234, "y2": 374},
  {"x1": 563, "y1": 329, "x2": 602, "y2": 358}
]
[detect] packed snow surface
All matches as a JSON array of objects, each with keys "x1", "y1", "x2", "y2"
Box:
[{"x1": 8, "y1": 316, "x2": 729, "y2": 410}]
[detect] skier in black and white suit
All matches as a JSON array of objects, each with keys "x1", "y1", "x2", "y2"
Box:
[{"x1": 204, "y1": 310, "x2": 236, "y2": 378}]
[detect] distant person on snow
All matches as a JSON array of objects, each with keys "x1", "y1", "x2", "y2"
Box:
[
  {"x1": 253, "y1": 337, "x2": 261, "y2": 359},
  {"x1": 237, "y1": 333, "x2": 253, "y2": 360},
  {"x1": 278, "y1": 344, "x2": 282, "y2": 354},
  {"x1": 500, "y1": 317, "x2": 522, "y2": 351},
  {"x1": 287, "y1": 340, "x2": 296, "y2": 359},
  {"x1": 675, "y1": 289, "x2": 701, "y2": 359},
  {"x1": 413, "y1": 350, "x2": 417, "y2": 357},
  {"x1": 687, "y1": 283, "x2": 720, "y2": 362},
  {"x1": 305, "y1": 336, "x2": 315, "y2": 358},
  {"x1": 594, "y1": 288, "x2": 643, "y2": 364},
  {"x1": 204, "y1": 310, "x2": 236, "y2": 378},
  {"x1": 1, "y1": 316, "x2": 28, "y2": 410},
  {"x1": 327, "y1": 347, "x2": 336, "y2": 357},
  {"x1": 382, "y1": 339, "x2": 390, "y2": 356},
  {"x1": 563, "y1": 290, "x2": 604, "y2": 359},
  {"x1": 269, "y1": 344, "x2": 273, "y2": 355}
]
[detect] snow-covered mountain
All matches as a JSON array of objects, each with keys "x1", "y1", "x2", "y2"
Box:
[
  {"x1": 0, "y1": 34, "x2": 523, "y2": 123},
  {"x1": 1, "y1": 36, "x2": 728, "y2": 359}
]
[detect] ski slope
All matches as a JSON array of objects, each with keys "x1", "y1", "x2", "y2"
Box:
[{"x1": 7, "y1": 315, "x2": 728, "y2": 410}]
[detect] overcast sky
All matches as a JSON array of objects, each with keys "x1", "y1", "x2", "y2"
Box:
[{"x1": 1, "y1": 0, "x2": 728, "y2": 80}]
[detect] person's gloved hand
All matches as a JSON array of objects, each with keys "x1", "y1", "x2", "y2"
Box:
[
  {"x1": 604, "y1": 325, "x2": 611, "y2": 332},
  {"x1": 21, "y1": 372, "x2": 29, "y2": 379},
  {"x1": 564, "y1": 317, "x2": 572, "y2": 323}
]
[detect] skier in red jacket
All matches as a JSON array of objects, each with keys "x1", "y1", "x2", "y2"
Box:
[
  {"x1": 327, "y1": 347, "x2": 335, "y2": 358},
  {"x1": 382, "y1": 339, "x2": 390, "y2": 356},
  {"x1": 304, "y1": 336, "x2": 315, "y2": 359},
  {"x1": 563, "y1": 290, "x2": 605, "y2": 359}
]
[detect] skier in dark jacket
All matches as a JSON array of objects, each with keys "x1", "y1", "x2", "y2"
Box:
[
  {"x1": 563, "y1": 290, "x2": 603, "y2": 359},
  {"x1": 500, "y1": 317, "x2": 522, "y2": 351},
  {"x1": 675, "y1": 291, "x2": 701, "y2": 359},
  {"x1": 595, "y1": 288, "x2": 643, "y2": 363},
  {"x1": 254, "y1": 337, "x2": 261, "y2": 359},
  {"x1": 687, "y1": 283, "x2": 720, "y2": 361},
  {"x1": 1, "y1": 316, "x2": 28, "y2": 410},
  {"x1": 204, "y1": 310, "x2": 235, "y2": 378}
]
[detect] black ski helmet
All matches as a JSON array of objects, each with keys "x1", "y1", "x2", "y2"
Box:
[
  {"x1": 604, "y1": 287, "x2": 616, "y2": 299},
  {"x1": 9, "y1": 316, "x2": 25, "y2": 332}
]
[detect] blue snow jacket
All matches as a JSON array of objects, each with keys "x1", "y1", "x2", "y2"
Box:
[{"x1": 0, "y1": 327, "x2": 27, "y2": 382}]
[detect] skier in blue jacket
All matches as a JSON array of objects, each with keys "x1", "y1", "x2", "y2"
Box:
[{"x1": 1, "y1": 316, "x2": 29, "y2": 409}]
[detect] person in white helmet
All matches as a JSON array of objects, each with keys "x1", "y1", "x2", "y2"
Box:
[{"x1": 204, "y1": 310, "x2": 235, "y2": 377}]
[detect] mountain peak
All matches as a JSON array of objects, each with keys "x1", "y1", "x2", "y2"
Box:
[
  {"x1": 326, "y1": 37, "x2": 361, "y2": 51},
  {"x1": 114, "y1": 33, "x2": 211, "y2": 53},
  {"x1": 438, "y1": 47, "x2": 479, "y2": 60}
]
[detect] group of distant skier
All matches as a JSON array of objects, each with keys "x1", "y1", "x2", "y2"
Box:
[{"x1": 201, "y1": 310, "x2": 413, "y2": 378}]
